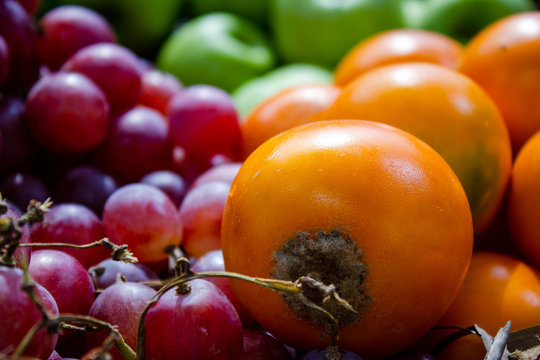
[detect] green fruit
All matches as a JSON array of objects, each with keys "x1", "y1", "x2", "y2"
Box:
[
  {"x1": 415, "y1": 0, "x2": 536, "y2": 43},
  {"x1": 232, "y1": 63, "x2": 333, "y2": 118},
  {"x1": 157, "y1": 12, "x2": 276, "y2": 92},
  {"x1": 188, "y1": 0, "x2": 269, "y2": 25},
  {"x1": 270, "y1": 0, "x2": 406, "y2": 67}
]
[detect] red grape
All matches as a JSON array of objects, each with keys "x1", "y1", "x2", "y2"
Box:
[
  {"x1": 37, "y1": 5, "x2": 116, "y2": 70},
  {"x1": 61, "y1": 42, "x2": 143, "y2": 114},
  {"x1": 94, "y1": 106, "x2": 173, "y2": 182},
  {"x1": 30, "y1": 203, "x2": 109, "y2": 269},
  {"x1": 0, "y1": 0, "x2": 39, "y2": 95},
  {"x1": 140, "y1": 170, "x2": 187, "y2": 208},
  {"x1": 167, "y1": 84, "x2": 242, "y2": 170},
  {"x1": 0, "y1": 266, "x2": 59, "y2": 359},
  {"x1": 28, "y1": 249, "x2": 95, "y2": 315},
  {"x1": 55, "y1": 165, "x2": 119, "y2": 217},
  {"x1": 0, "y1": 96, "x2": 37, "y2": 175},
  {"x1": 25, "y1": 72, "x2": 110, "y2": 154},
  {"x1": 191, "y1": 249, "x2": 255, "y2": 327},
  {"x1": 240, "y1": 329, "x2": 294, "y2": 360},
  {"x1": 145, "y1": 279, "x2": 243, "y2": 360},
  {"x1": 90, "y1": 258, "x2": 159, "y2": 290},
  {"x1": 190, "y1": 161, "x2": 242, "y2": 189},
  {"x1": 89, "y1": 282, "x2": 157, "y2": 356},
  {"x1": 179, "y1": 181, "x2": 230, "y2": 258},
  {"x1": 139, "y1": 68, "x2": 183, "y2": 115},
  {"x1": 102, "y1": 183, "x2": 183, "y2": 263}
]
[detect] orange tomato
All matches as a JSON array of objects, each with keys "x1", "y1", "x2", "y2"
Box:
[
  {"x1": 508, "y1": 130, "x2": 540, "y2": 267},
  {"x1": 430, "y1": 251, "x2": 540, "y2": 340},
  {"x1": 460, "y1": 12, "x2": 540, "y2": 153},
  {"x1": 335, "y1": 29, "x2": 464, "y2": 87},
  {"x1": 221, "y1": 120, "x2": 473, "y2": 359},
  {"x1": 240, "y1": 84, "x2": 340, "y2": 159},
  {"x1": 322, "y1": 62, "x2": 512, "y2": 233}
]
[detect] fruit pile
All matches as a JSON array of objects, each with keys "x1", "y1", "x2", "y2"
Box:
[{"x1": 2, "y1": 0, "x2": 540, "y2": 359}]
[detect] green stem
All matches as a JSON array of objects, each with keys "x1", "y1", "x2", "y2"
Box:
[{"x1": 135, "y1": 271, "x2": 342, "y2": 360}]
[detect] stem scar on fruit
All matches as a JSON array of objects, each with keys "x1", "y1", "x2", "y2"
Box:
[{"x1": 271, "y1": 229, "x2": 368, "y2": 327}]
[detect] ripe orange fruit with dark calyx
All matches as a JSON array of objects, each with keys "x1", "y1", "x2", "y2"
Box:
[
  {"x1": 335, "y1": 29, "x2": 464, "y2": 87},
  {"x1": 322, "y1": 62, "x2": 512, "y2": 234},
  {"x1": 240, "y1": 84, "x2": 340, "y2": 159},
  {"x1": 460, "y1": 12, "x2": 540, "y2": 154},
  {"x1": 221, "y1": 120, "x2": 473, "y2": 359}
]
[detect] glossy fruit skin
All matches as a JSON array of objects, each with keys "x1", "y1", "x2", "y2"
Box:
[
  {"x1": 460, "y1": 12, "x2": 540, "y2": 153},
  {"x1": 102, "y1": 183, "x2": 183, "y2": 263},
  {"x1": 222, "y1": 120, "x2": 473, "y2": 359},
  {"x1": 241, "y1": 84, "x2": 341, "y2": 159},
  {"x1": 144, "y1": 279, "x2": 243, "y2": 360},
  {"x1": 508, "y1": 130, "x2": 540, "y2": 266},
  {"x1": 0, "y1": 267, "x2": 59, "y2": 359},
  {"x1": 432, "y1": 252, "x2": 540, "y2": 338},
  {"x1": 322, "y1": 63, "x2": 512, "y2": 233},
  {"x1": 334, "y1": 29, "x2": 463, "y2": 87}
]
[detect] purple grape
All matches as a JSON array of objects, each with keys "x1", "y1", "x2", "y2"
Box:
[
  {"x1": 140, "y1": 170, "x2": 187, "y2": 207},
  {"x1": 37, "y1": 5, "x2": 116, "y2": 70},
  {"x1": 0, "y1": 96, "x2": 37, "y2": 174},
  {"x1": 0, "y1": 0, "x2": 39, "y2": 95},
  {"x1": 302, "y1": 347, "x2": 364, "y2": 360},
  {"x1": 0, "y1": 172, "x2": 50, "y2": 211},
  {"x1": 241, "y1": 329, "x2": 293, "y2": 360},
  {"x1": 29, "y1": 249, "x2": 95, "y2": 315},
  {"x1": 90, "y1": 258, "x2": 159, "y2": 290},
  {"x1": 25, "y1": 72, "x2": 110, "y2": 154},
  {"x1": 55, "y1": 165, "x2": 119, "y2": 217},
  {"x1": 61, "y1": 42, "x2": 143, "y2": 114},
  {"x1": 94, "y1": 106, "x2": 173, "y2": 182},
  {"x1": 30, "y1": 203, "x2": 109, "y2": 269}
]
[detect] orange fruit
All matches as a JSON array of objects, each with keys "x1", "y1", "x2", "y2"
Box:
[
  {"x1": 322, "y1": 62, "x2": 512, "y2": 233},
  {"x1": 222, "y1": 119, "x2": 473, "y2": 359},
  {"x1": 335, "y1": 29, "x2": 463, "y2": 87},
  {"x1": 460, "y1": 12, "x2": 540, "y2": 153}
]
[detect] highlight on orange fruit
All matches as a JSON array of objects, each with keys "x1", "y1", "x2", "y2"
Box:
[
  {"x1": 426, "y1": 251, "x2": 540, "y2": 346},
  {"x1": 321, "y1": 62, "x2": 512, "y2": 233},
  {"x1": 222, "y1": 119, "x2": 473, "y2": 359},
  {"x1": 508, "y1": 129, "x2": 540, "y2": 268},
  {"x1": 334, "y1": 29, "x2": 464, "y2": 87},
  {"x1": 240, "y1": 83, "x2": 340, "y2": 159},
  {"x1": 460, "y1": 12, "x2": 540, "y2": 154}
]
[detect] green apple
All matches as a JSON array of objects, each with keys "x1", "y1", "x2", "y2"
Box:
[
  {"x1": 414, "y1": 0, "x2": 536, "y2": 43},
  {"x1": 270, "y1": 0, "x2": 406, "y2": 67},
  {"x1": 187, "y1": 0, "x2": 269, "y2": 25},
  {"x1": 232, "y1": 63, "x2": 333, "y2": 118},
  {"x1": 156, "y1": 12, "x2": 276, "y2": 93}
]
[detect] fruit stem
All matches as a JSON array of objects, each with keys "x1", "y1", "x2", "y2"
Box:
[
  {"x1": 19, "y1": 238, "x2": 138, "y2": 263},
  {"x1": 13, "y1": 267, "x2": 136, "y2": 360},
  {"x1": 135, "y1": 268, "x2": 351, "y2": 360}
]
